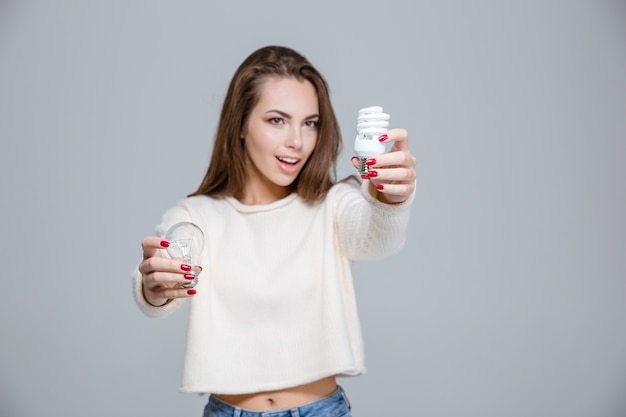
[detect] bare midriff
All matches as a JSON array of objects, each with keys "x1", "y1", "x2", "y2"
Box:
[{"x1": 213, "y1": 376, "x2": 338, "y2": 411}]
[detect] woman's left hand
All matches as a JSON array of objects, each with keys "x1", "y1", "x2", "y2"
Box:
[{"x1": 352, "y1": 128, "x2": 417, "y2": 204}]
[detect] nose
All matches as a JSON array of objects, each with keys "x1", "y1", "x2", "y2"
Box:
[{"x1": 285, "y1": 126, "x2": 303, "y2": 149}]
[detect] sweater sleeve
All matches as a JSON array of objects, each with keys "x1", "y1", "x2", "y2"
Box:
[
  {"x1": 132, "y1": 202, "x2": 193, "y2": 319},
  {"x1": 334, "y1": 180, "x2": 415, "y2": 261}
]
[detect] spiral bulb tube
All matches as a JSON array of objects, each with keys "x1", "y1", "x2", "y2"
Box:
[{"x1": 354, "y1": 106, "x2": 390, "y2": 176}]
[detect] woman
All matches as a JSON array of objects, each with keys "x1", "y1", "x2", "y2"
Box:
[{"x1": 134, "y1": 45, "x2": 416, "y2": 416}]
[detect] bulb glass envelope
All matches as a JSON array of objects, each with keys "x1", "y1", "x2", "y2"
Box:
[{"x1": 165, "y1": 221, "x2": 205, "y2": 288}]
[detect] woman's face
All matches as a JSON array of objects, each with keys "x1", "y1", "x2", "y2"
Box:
[{"x1": 239, "y1": 76, "x2": 319, "y2": 204}]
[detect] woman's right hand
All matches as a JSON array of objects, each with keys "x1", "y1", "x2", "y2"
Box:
[{"x1": 138, "y1": 236, "x2": 200, "y2": 306}]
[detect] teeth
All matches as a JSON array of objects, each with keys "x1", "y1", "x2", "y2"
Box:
[{"x1": 278, "y1": 157, "x2": 298, "y2": 164}]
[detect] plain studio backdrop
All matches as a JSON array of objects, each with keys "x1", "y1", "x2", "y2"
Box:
[{"x1": 1, "y1": 1, "x2": 625, "y2": 416}]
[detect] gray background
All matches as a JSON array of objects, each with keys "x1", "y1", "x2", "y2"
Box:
[{"x1": 1, "y1": 0, "x2": 625, "y2": 416}]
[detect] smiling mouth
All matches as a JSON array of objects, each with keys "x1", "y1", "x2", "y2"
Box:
[{"x1": 276, "y1": 156, "x2": 299, "y2": 165}]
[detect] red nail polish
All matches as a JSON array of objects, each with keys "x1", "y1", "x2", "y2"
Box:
[
  {"x1": 368, "y1": 170, "x2": 378, "y2": 177},
  {"x1": 160, "y1": 240, "x2": 170, "y2": 248},
  {"x1": 184, "y1": 274, "x2": 195, "y2": 280},
  {"x1": 366, "y1": 158, "x2": 376, "y2": 166},
  {"x1": 376, "y1": 183, "x2": 384, "y2": 190},
  {"x1": 361, "y1": 175, "x2": 370, "y2": 180},
  {"x1": 187, "y1": 289, "x2": 197, "y2": 295},
  {"x1": 378, "y1": 134, "x2": 388, "y2": 142},
  {"x1": 181, "y1": 264, "x2": 192, "y2": 271}
]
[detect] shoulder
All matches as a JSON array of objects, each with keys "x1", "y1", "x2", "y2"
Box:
[
  {"x1": 156, "y1": 195, "x2": 228, "y2": 236},
  {"x1": 184, "y1": 194, "x2": 219, "y2": 204},
  {"x1": 175, "y1": 194, "x2": 225, "y2": 210},
  {"x1": 160, "y1": 195, "x2": 225, "y2": 222}
]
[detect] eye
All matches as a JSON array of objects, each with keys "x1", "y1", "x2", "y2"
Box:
[
  {"x1": 305, "y1": 120, "x2": 319, "y2": 128},
  {"x1": 269, "y1": 117, "x2": 284, "y2": 125}
]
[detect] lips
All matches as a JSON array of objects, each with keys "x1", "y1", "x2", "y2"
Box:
[
  {"x1": 275, "y1": 155, "x2": 302, "y2": 174},
  {"x1": 276, "y1": 156, "x2": 299, "y2": 165}
]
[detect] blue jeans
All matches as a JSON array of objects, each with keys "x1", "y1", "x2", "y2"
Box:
[{"x1": 202, "y1": 386, "x2": 352, "y2": 417}]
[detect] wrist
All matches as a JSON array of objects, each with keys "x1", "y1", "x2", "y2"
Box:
[{"x1": 142, "y1": 285, "x2": 171, "y2": 307}]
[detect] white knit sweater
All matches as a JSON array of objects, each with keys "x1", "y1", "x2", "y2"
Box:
[{"x1": 133, "y1": 181, "x2": 413, "y2": 394}]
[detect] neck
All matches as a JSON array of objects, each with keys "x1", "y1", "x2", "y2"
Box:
[{"x1": 236, "y1": 172, "x2": 290, "y2": 206}]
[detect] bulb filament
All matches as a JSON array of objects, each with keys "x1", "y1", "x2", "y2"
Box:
[{"x1": 175, "y1": 238, "x2": 198, "y2": 288}]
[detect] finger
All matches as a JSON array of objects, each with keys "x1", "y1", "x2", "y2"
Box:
[
  {"x1": 143, "y1": 269, "x2": 197, "y2": 287},
  {"x1": 141, "y1": 256, "x2": 203, "y2": 289},
  {"x1": 379, "y1": 128, "x2": 409, "y2": 151},
  {"x1": 139, "y1": 256, "x2": 193, "y2": 276},
  {"x1": 370, "y1": 182, "x2": 416, "y2": 203},
  {"x1": 164, "y1": 287, "x2": 198, "y2": 298},
  {"x1": 146, "y1": 285, "x2": 198, "y2": 301},
  {"x1": 367, "y1": 166, "x2": 416, "y2": 184},
  {"x1": 142, "y1": 236, "x2": 170, "y2": 259},
  {"x1": 367, "y1": 149, "x2": 416, "y2": 170}
]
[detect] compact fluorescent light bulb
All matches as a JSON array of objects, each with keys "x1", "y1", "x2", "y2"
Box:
[
  {"x1": 354, "y1": 106, "x2": 390, "y2": 176},
  {"x1": 165, "y1": 221, "x2": 205, "y2": 288}
]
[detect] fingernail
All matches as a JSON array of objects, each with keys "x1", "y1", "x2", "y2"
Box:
[
  {"x1": 187, "y1": 289, "x2": 197, "y2": 295},
  {"x1": 368, "y1": 170, "x2": 378, "y2": 178},
  {"x1": 181, "y1": 264, "x2": 192, "y2": 271},
  {"x1": 376, "y1": 183, "x2": 384, "y2": 190},
  {"x1": 378, "y1": 134, "x2": 388, "y2": 142},
  {"x1": 361, "y1": 175, "x2": 370, "y2": 180},
  {"x1": 366, "y1": 158, "x2": 376, "y2": 166},
  {"x1": 160, "y1": 240, "x2": 170, "y2": 248},
  {"x1": 184, "y1": 274, "x2": 195, "y2": 280}
]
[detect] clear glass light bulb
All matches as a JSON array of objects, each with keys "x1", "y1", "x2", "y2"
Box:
[
  {"x1": 354, "y1": 106, "x2": 390, "y2": 176},
  {"x1": 165, "y1": 221, "x2": 205, "y2": 288}
]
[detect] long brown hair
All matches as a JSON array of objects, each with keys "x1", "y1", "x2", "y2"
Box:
[{"x1": 189, "y1": 45, "x2": 342, "y2": 202}]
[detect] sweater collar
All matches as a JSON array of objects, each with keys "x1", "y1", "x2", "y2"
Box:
[{"x1": 224, "y1": 192, "x2": 299, "y2": 213}]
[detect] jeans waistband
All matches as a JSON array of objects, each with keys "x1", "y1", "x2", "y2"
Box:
[{"x1": 205, "y1": 385, "x2": 351, "y2": 417}]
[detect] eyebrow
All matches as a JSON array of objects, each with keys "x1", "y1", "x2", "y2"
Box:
[{"x1": 266, "y1": 110, "x2": 319, "y2": 120}]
